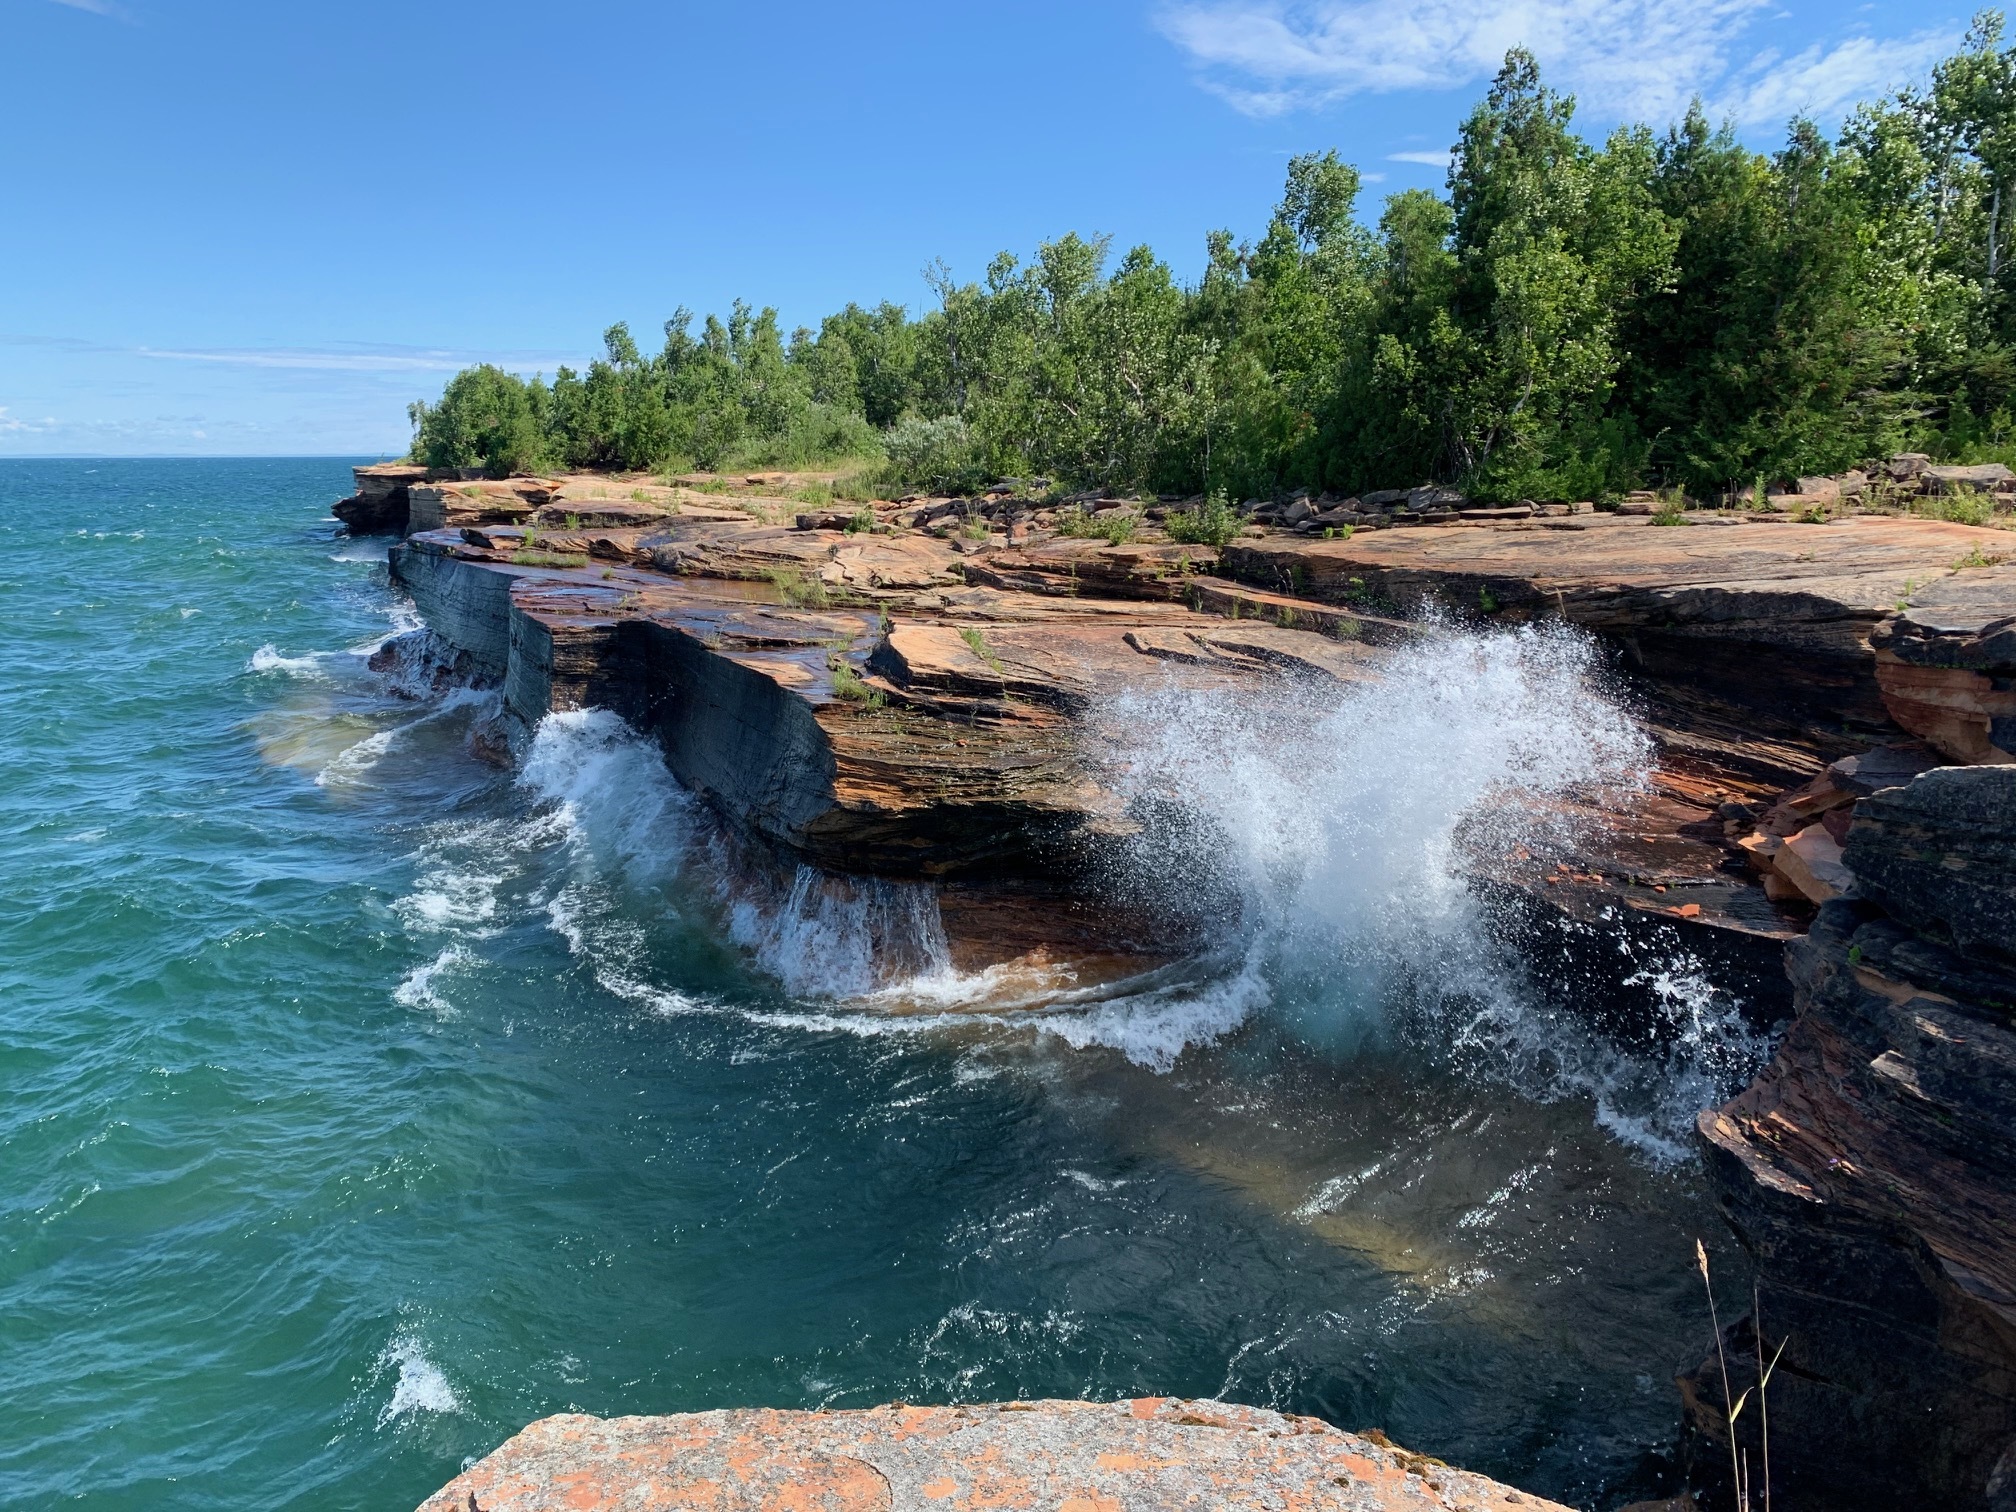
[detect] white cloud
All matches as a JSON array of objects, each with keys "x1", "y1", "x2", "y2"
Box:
[
  {"x1": 1388, "y1": 149, "x2": 1453, "y2": 166},
  {"x1": 1156, "y1": 0, "x2": 1958, "y2": 129},
  {"x1": 48, "y1": 0, "x2": 131, "y2": 19},
  {"x1": 138, "y1": 346, "x2": 473, "y2": 374},
  {"x1": 134, "y1": 343, "x2": 585, "y2": 375},
  {"x1": 1722, "y1": 31, "x2": 1955, "y2": 128},
  {"x1": 0, "y1": 408, "x2": 52, "y2": 433}
]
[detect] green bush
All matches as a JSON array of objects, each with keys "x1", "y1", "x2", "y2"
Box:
[
  {"x1": 1165, "y1": 490, "x2": 1240, "y2": 546},
  {"x1": 1053, "y1": 506, "x2": 1135, "y2": 543}
]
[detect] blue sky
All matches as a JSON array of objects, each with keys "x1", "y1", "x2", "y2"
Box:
[{"x1": 0, "y1": 0, "x2": 1977, "y2": 455}]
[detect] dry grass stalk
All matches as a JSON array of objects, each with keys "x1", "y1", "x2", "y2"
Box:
[{"x1": 1696, "y1": 1238, "x2": 1786, "y2": 1512}]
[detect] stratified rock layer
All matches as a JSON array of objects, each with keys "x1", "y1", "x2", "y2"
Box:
[
  {"x1": 414, "y1": 1398, "x2": 1572, "y2": 1512},
  {"x1": 1221, "y1": 514, "x2": 2016, "y2": 758},
  {"x1": 1691, "y1": 766, "x2": 2016, "y2": 1510}
]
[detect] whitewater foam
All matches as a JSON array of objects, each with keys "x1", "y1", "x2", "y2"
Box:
[
  {"x1": 393, "y1": 945, "x2": 476, "y2": 1017},
  {"x1": 375, "y1": 1335, "x2": 462, "y2": 1427},
  {"x1": 247, "y1": 644, "x2": 330, "y2": 678},
  {"x1": 724, "y1": 864, "x2": 952, "y2": 999},
  {"x1": 314, "y1": 728, "x2": 397, "y2": 788},
  {"x1": 1088, "y1": 621, "x2": 1763, "y2": 1153}
]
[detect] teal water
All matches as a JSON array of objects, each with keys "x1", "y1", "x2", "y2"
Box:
[{"x1": 0, "y1": 459, "x2": 1762, "y2": 1510}]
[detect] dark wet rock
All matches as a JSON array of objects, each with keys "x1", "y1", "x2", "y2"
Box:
[
  {"x1": 1691, "y1": 764, "x2": 2016, "y2": 1510},
  {"x1": 1847, "y1": 766, "x2": 2016, "y2": 967},
  {"x1": 332, "y1": 462, "x2": 429, "y2": 535}
]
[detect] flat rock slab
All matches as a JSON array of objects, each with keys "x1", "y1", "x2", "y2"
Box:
[{"x1": 417, "y1": 1398, "x2": 1569, "y2": 1512}]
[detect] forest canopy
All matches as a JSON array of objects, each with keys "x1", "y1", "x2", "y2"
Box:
[{"x1": 409, "y1": 15, "x2": 2016, "y2": 504}]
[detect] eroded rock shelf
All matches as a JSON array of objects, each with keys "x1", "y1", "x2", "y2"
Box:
[{"x1": 348, "y1": 465, "x2": 2016, "y2": 1511}]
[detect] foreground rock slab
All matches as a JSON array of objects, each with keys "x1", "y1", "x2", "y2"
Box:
[{"x1": 416, "y1": 1398, "x2": 1567, "y2": 1512}]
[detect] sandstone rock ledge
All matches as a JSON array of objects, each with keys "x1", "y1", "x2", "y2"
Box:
[
  {"x1": 416, "y1": 1398, "x2": 1570, "y2": 1512},
  {"x1": 1689, "y1": 766, "x2": 2016, "y2": 1510}
]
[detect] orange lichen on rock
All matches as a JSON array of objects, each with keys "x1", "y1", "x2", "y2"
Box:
[{"x1": 415, "y1": 1398, "x2": 1573, "y2": 1512}]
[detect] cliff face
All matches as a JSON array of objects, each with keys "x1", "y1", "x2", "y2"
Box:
[
  {"x1": 1222, "y1": 515, "x2": 2016, "y2": 778},
  {"x1": 376, "y1": 468, "x2": 2016, "y2": 976},
  {"x1": 1690, "y1": 766, "x2": 2016, "y2": 1510},
  {"x1": 331, "y1": 462, "x2": 430, "y2": 535},
  {"x1": 367, "y1": 466, "x2": 2016, "y2": 1501},
  {"x1": 415, "y1": 1398, "x2": 1575, "y2": 1512}
]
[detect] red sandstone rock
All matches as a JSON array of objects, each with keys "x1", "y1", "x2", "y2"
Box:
[{"x1": 415, "y1": 1398, "x2": 1571, "y2": 1512}]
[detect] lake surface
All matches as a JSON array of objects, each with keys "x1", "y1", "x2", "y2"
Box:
[{"x1": 0, "y1": 458, "x2": 1769, "y2": 1510}]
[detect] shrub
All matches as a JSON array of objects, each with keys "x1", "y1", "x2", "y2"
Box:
[
  {"x1": 1915, "y1": 488, "x2": 1998, "y2": 526},
  {"x1": 1054, "y1": 506, "x2": 1135, "y2": 543},
  {"x1": 882, "y1": 414, "x2": 975, "y2": 491},
  {"x1": 1165, "y1": 490, "x2": 1240, "y2": 547}
]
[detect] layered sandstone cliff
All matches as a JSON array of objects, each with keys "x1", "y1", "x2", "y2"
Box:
[
  {"x1": 1689, "y1": 766, "x2": 2016, "y2": 1510},
  {"x1": 353, "y1": 467, "x2": 2016, "y2": 1506}
]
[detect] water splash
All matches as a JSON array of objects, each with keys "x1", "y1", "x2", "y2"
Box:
[
  {"x1": 374, "y1": 1335, "x2": 462, "y2": 1427},
  {"x1": 725, "y1": 864, "x2": 952, "y2": 999},
  {"x1": 1088, "y1": 621, "x2": 1763, "y2": 1154}
]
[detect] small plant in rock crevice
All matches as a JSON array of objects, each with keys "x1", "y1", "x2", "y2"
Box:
[
  {"x1": 768, "y1": 566, "x2": 832, "y2": 609},
  {"x1": 827, "y1": 659, "x2": 885, "y2": 707},
  {"x1": 959, "y1": 627, "x2": 1005, "y2": 672}
]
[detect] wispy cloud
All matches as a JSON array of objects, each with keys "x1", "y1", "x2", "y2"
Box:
[
  {"x1": 139, "y1": 346, "x2": 476, "y2": 374},
  {"x1": 1156, "y1": 0, "x2": 1956, "y2": 129},
  {"x1": 1388, "y1": 149, "x2": 1453, "y2": 166},
  {"x1": 48, "y1": 0, "x2": 133, "y2": 21},
  {"x1": 134, "y1": 343, "x2": 584, "y2": 374},
  {"x1": 0, "y1": 408, "x2": 55, "y2": 433}
]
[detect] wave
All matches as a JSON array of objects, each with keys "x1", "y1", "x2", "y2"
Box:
[
  {"x1": 1085, "y1": 621, "x2": 1764, "y2": 1153},
  {"x1": 314, "y1": 728, "x2": 397, "y2": 788},
  {"x1": 393, "y1": 945, "x2": 477, "y2": 1017},
  {"x1": 247, "y1": 644, "x2": 331, "y2": 678}
]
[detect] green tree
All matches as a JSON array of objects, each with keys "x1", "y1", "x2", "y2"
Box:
[{"x1": 408, "y1": 364, "x2": 544, "y2": 476}]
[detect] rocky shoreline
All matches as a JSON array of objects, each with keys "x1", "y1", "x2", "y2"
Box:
[{"x1": 341, "y1": 464, "x2": 2016, "y2": 1509}]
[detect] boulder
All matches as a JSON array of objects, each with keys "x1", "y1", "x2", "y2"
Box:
[
  {"x1": 1772, "y1": 820, "x2": 1851, "y2": 903},
  {"x1": 1406, "y1": 484, "x2": 1465, "y2": 511},
  {"x1": 415, "y1": 1399, "x2": 1573, "y2": 1512},
  {"x1": 1888, "y1": 452, "x2": 1933, "y2": 480},
  {"x1": 1796, "y1": 474, "x2": 1842, "y2": 502},
  {"x1": 1925, "y1": 463, "x2": 2014, "y2": 495}
]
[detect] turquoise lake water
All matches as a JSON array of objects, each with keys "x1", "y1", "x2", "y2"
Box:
[{"x1": 0, "y1": 458, "x2": 1771, "y2": 1509}]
